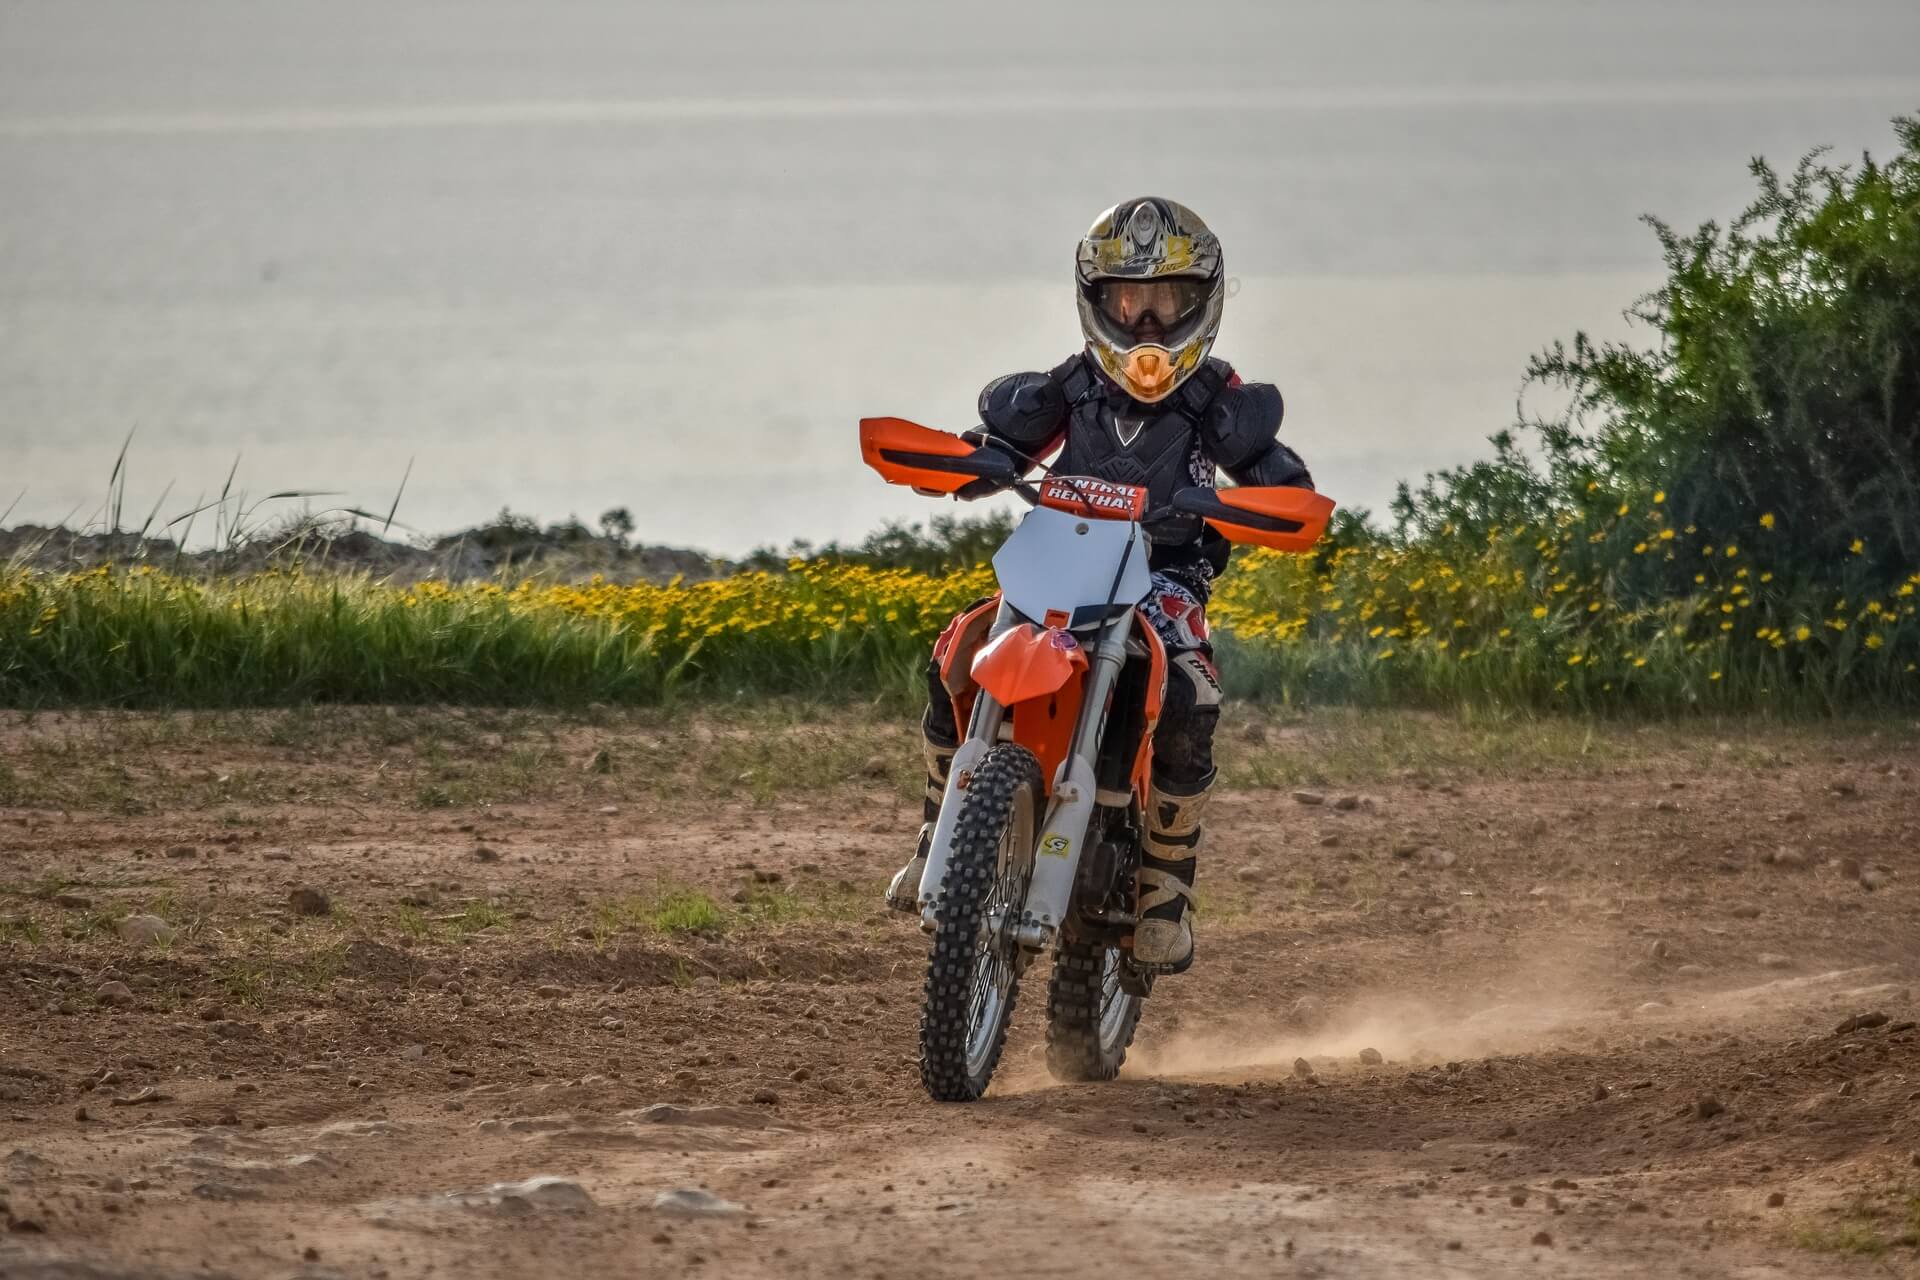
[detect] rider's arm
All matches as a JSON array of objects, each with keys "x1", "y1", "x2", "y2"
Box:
[
  {"x1": 953, "y1": 366, "x2": 1072, "y2": 498},
  {"x1": 1203, "y1": 379, "x2": 1315, "y2": 490}
]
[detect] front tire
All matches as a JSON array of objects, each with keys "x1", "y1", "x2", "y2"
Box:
[
  {"x1": 919, "y1": 744, "x2": 1042, "y2": 1102},
  {"x1": 1045, "y1": 937, "x2": 1144, "y2": 1082}
]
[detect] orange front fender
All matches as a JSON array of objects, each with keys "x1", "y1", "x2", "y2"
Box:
[{"x1": 970, "y1": 624, "x2": 1088, "y2": 707}]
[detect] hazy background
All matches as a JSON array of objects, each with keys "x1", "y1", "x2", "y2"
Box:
[{"x1": 3, "y1": 0, "x2": 1916, "y2": 555}]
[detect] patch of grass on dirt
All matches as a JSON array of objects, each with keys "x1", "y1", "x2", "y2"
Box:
[
  {"x1": 0, "y1": 914, "x2": 43, "y2": 943},
  {"x1": 1791, "y1": 1190, "x2": 1920, "y2": 1256},
  {"x1": 209, "y1": 939, "x2": 346, "y2": 1006},
  {"x1": 641, "y1": 888, "x2": 727, "y2": 936},
  {"x1": 733, "y1": 881, "x2": 870, "y2": 926},
  {"x1": 699, "y1": 720, "x2": 907, "y2": 805},
  {"x1": 1794, "y1": 1218, "x2": 1889, "y2": 1256},
  {"x1": 214, "y1": 955, "x2": 272, "y2": 1006},
  {"x1": 586, "y1": 879, "x2": 869, "y2": 944},
  {"x1": 589, "y1": 890, "x2": 709, "y2": 943},
  {"x1": 1220, "y1": 706, "x2": 1918, "y2": 787},
  {"x1": 384, "y1": 901, "x2": 504, "y2": 942},
  {"x1": 392, "y1": 904, "x2": 433, "y2": 939},
  {"x1": 444, "y1": 902, "x2": 508, "y2": 938}
]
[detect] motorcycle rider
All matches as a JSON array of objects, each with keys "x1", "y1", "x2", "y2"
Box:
[{"x1": 887, "y1": 196, "x2": 1313, "y2": 975}]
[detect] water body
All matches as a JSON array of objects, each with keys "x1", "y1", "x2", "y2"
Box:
[{"x1": 3, "y1": 1, "x2": 1916, "y2": 554}]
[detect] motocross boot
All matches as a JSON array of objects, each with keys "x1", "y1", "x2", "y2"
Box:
[
  {"x1": 886, "y1": 737, "x2": 954, "y2": 913},
  {"x1": 1132, "y1": 777, "x2": 1212, "y2": 973}
]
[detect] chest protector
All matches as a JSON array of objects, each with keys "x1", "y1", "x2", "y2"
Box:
[{"x1": 1053, "y1": 355, "x2": 1231, "y2": 512}]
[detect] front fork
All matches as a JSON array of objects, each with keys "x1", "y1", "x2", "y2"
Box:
[{"x1": 916, "y1": 606, "x2": 1132, "y2": 953}]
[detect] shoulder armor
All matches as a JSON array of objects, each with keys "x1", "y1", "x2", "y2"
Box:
[
  {"x1": 978, "y1": 368, "x2": 1069, "y2": 450},
  {"x1": 1201, "y1": 379, "x2": 1285, "y2": 471}
]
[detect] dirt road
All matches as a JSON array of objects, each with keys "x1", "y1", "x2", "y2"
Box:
[{"x1": 2, "y1": 706, "x2": 1917, "y2": 1278}]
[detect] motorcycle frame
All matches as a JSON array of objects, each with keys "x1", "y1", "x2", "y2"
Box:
[{"x1": 916, "y1": 597, "x2": 1134, "y2": 952}]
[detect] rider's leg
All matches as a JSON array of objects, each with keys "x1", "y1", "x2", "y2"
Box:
[
  {"x1": 887, "y1": 660, "x2": 959, "y2": 912},
  {"x1": 1133, "y1": 648, "x2": 1222, "y2": 972}
]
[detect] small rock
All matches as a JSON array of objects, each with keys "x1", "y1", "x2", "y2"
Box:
[
  {"x1": 653, "y1": 1187, "x2": 745, "y2": 1217},
  {"x1": 1766, "y1": 1191, "x2": 1785, "y2": 1208},
  {"x1": 288, "y1": 887, "x2": 331, "y2": 917},
  {"x1": 1675, "y1": 964, "x2": 1708, "y2": 978},
  {"x1": 114, "y1": 914, "x2": 174, "y2": 948},
  {"x1": 1332, "y1": 795, "x2": 1361, "y2": 811},
  {"x1": 788, "y1": 1066, "x2": 812, "y2": 1082},
  {"x1": 1653, "y1": 799, "x2": 1679, "y2": 813},
  {"x1": 751, "y1": 1088, "x2": 780, "y2": 1105},
  {"x1": 1390, "y1": 843, "x2": 1422, "y2": 859},
  {"x1": 536, "y1": 985, "x2": 566, "y2": 999},
  {"x1": 1592, "y1": 1082, "x2": 1609, "y2": 1101},
  {"x1": 198, "y1": 1002, "x2": 226, "y2": 1021},
  {"x1": 110, "y1": 1086, "x2": 171, "y2": 1106},
  {"x1": 50, "y1": 893, "x2": 91, "y2": 909},
  {"x1": 165, "y1": 844, "x2": 197, "y2": 859},
  {"x1": 1317, "y1": 834, "x2": 1341, "y2": 848},
  {"x1": 1426, "y1": 849, "x2": 1458, "y2": 871},
  {"x1": 1233, "y1": 865, "x2": 1265, "y2": 884},
  {"x1": 597, "y1": 805, "x2": 620, "y2": 817},
  {"x1": 1729, "y1": 904, "x2": 1762, "y2": 919},
  {"x1": 1756, "y1": 953, "x2": 1792, "y2": 970},
  {"x1": 397, "y1": 1044, "x2": 427, "y2": 1061},
  {"x1": 1860, "y1": 868, "x2": 1889, "y2": 891},
  {"x1": 1768, "y1": 849, "x2": 1808, "y2": 869},
  {"x1": 1647, "y1": 939, "x2": 1670, "y2": 963},
  {"x1": 1531, "y1": 1231, "x2": 1554, "y2": 1248},
  {"x1": 1695, "y1": 1095, "x2": 1725, "y2": 1120},
  {"x1": 461, "y1": 1176, "x2": 596, "y2": 1213},
  {"x1": 1357, "y1": 1047, "x2": 1384, "y2": 1066},
  {"x1": 473, "y1": 846, "x2": 501, "y2": 863},
  {"x1": 94, "y1": 981, "x2": 136, "y2": 1008},
  {"x1": 1834, "y1": 1011, "x2": 1889, "y2": 1036},
  {"x1": 1291, "y1": 1058, "x2": 1316, "y2": 1081},
  {"x1": 1291, "y1": 790, "x2": 1325, "y2": 806},
  {"x1": 600, "y1": 1017, "x2": 625, "y2": 1031}
]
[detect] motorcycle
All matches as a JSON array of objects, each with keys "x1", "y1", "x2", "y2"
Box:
[{"x1": 860, "y1": 416, "x2": 1333, "y2": 1101}]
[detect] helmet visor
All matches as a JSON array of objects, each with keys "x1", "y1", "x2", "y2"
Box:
[{"x1": 1091, "y1": 277, "x2": 1211, "y2": 341}]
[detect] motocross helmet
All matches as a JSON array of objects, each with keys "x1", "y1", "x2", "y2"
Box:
[{"x1": 1075, "y1": 197, "x2": 1225, "y2": 403}]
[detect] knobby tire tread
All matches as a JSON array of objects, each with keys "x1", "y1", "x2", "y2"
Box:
[
  {"x1": 1045, "y1": 936, "x2": 1141, "y2": 1082},
  {"x1": 919, "y1": 744, "x2": 1042, "y2": 1102}
]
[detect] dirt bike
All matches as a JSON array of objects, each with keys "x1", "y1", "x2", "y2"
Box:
[{"x1": 860, "y1": 416, "x2": 1333, "y2": 1101}]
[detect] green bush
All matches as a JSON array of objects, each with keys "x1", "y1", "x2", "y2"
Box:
[{"x1": 1399, "y1": 116, "x2": 1920, "y2": 598}]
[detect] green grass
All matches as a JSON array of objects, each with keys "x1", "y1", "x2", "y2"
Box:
[
  {"x1": 4, "y1": 552, "x2": 1915, "y2": 714},
  {"x1": 586, "y1": 880, "x2": 869, "y2": 945},
  {"x1": 1794, "y1": 1218, "x2": 1890, "y2": 1256},
  {"x1": 1790, "y1": 1191, "x2": 1920, "y2": 1256}
]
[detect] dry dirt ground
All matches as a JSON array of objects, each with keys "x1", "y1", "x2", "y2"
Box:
[{"x1": 1, "y1": 705, "x2": 1918, "y2": 1279}]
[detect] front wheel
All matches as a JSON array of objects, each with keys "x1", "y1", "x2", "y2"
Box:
[
  {"x1": 1045, "y1": 936, "x2": 1144, "y2": 1082},
  {"x1": 919, "y1": 744, "x2": 1042, "y2": 1102}
]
